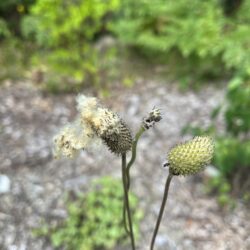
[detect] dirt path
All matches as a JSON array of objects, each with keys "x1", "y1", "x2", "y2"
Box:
[{"x1": 0, "y1": 80, "x2": 249, "y2": 250}]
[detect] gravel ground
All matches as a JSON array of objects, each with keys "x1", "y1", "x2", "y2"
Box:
[{"x1": 0, "y1": 80, "x2": 249, "y2": 250}]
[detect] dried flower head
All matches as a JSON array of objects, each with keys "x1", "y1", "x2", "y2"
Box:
[
  {"x1": 77, "y1": 95, "x2": 132, "y2": 155},
  {"x1": 143, "y1": 108, "x2": 162, "y2": 129},
  {"x1": 167, "y1": 136, "x2": 214, "y2": 176},
  {"x1": 53, "y1": 94, "x2": 132, "y2": 157},
  {"x1": 101, "y1": 119, "x2": 133, "y2": 155}
]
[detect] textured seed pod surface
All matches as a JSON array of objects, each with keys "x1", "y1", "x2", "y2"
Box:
[
  {"x1": 168, "y1": 136, "x2": 214, "y2": 176},
  {"x1": 102, "y1": 119, "x2": 132, "y2": 155}
]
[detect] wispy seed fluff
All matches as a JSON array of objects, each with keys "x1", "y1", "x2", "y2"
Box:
[
  {"x1": 53, "y1": 122, "x2": 98, "y2": 158},
  {"x1": 53, "y1": 95, "x2": 132, "y2": 158},
  {"x1": 167, "y1": 136, "x2": 214, "y2": 176},
  {"x1": 76, "y1": 95, "x2": 132, "y2": 155},
  {"x1": 77, "y1": 95, "x2": 132, "y2": 154}
]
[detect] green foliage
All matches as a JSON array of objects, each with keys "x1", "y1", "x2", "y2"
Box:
[
  {"x1": 24, "y1": 0, "x2": 120, "y2": 46},
  {"x1": 0, "y1": 0, "x2": 34, "y2": 12},
  {"x1": 225, "y1": 78, "x2": 250, "y2": 135},
  {"x1": 113, "y1": 0, "x2": 250, "y2": 83},
  {"x1": 214, "y1": 137, "x2": 250, "y2": 177},
  {"x1": 0, "y1": 39, "x2": 32, "y2": 81},
  {"x1": 34, "y1": 176, "x2": 142, "y2": 250},
  {"x1": 0, "y1": 18, "x2": 11, "y2": 38},
  {"x1": 0, "y1": 0, "x2": 35, "y2": 35},
  {"x1": 21, "y1": 0, "x2": 120, "y2": 92},
  {"x1": 205, "y1": 176, "x2": 235, "y2": 208},
  {"x1": 114, "y1": 0, "x2": 221, "y2": 56}
]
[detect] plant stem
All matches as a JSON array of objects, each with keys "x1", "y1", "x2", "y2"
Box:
[
  {"x1": 123, "y1": 127, "x2": 145, "y2": 235},
  {"x1": 122, "y1": 155, "x2": 130, "y2": 235},
  {"x1": 123, "y1": 180, "x2": 130, "y2": 235},
  {"x1": 123, "y1": 201, "x2": 130, "y2": 235},
  {"x1": 122, "y1": 153, "x2": 136, "y2": 250},
  {"x1": 126, "y1": 127, "x2": 145, "y2": 189},
  {"x1": 150, "y1": 173, "x2": 173, "y2": 250}
]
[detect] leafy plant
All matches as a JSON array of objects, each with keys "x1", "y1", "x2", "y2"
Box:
[
  {"x1": 112, "y1": 0, "x2": 250, "y2": 84},
  {"x1": 213, "y1": 79, "x2": 250, "y2": 195},
  {"x1": 225, "y1": 78, "x2": 250, "y2": 135},
  {"x1": 0, "y1": 38, "x2": 32, "y2": 81},
  {"x1": 52, "y1": 94, "x2": 215, "y2": 250},
  {"x1": 34, "y1": 176, "x2": 142, "y2": 250},
  {"x1": 205, "y1": 175, "x2": 235, "y2": 208},
  {"x1": 214, "y1": 137, "x2": 250, "y2": 176},
  {"x1": 0, "y1": 18, "x2": 11, "y2": 38},
  {"x1": 21, "y1": 0, "x2": 120, "y2": 92},
  {"x1": 0, "y1": 0, "x2": 35, "y2": 35}
]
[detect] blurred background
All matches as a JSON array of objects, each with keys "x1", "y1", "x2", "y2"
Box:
[{"x1": 0, "y1": 0, "x2": 250, "y2": 249}]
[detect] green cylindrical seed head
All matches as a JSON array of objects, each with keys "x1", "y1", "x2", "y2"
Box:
[{"x1": 168, "y1": 136, "x2": 214, "y2": 176}]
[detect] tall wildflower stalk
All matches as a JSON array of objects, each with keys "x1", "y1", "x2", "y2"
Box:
[
  {"x1": 150, "y1": 173, "x2": 173, "y2": 250},
  {"x1": 54, "y1": 94, "x2": 137, "y2": 249},
  {"x1": 150, "y1": 136, "x2": 214, "y2": 250},
  {"x1": 53, "y1": 94, "x2": 214, "y2": 250}
]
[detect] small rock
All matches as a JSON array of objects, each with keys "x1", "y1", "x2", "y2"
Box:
[
  {"x1": 204, "y1": 165, "x2": 220, "y2": 178},
  {"x1": 23, "y1": 182, "x2": 44, "y2": 200},
  {"x1": 0, "y1": 175, "x2": 11, "y2": 194},
  {"x1": 64, "y1": 175, "x2": 89, "y2": 191},
  {"x1": 155, "y1": 234, "x2": 177, "y2": 250}
]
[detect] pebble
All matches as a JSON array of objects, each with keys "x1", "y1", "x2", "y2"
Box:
[
  {"x1": 155, "y1": 234, "x2": 177, "y2": 250},
  {"x1": 0, "y1": 175, "x2": 11, "y2": 194},
  {"x1": 204, "y1": 165, "x2": 220, "y2": 178},
  {"x1": 64, "y1": 175, "x2": 89, "y2": 191}
]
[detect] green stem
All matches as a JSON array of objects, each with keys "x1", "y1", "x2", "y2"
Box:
[
  {"x1": 122, "y1": 153, "x2": 136, "y2": 250},
  {"x1": 126, "y1": 127, "x2": 145, "y2": 189},
  {"x1": 150, "y1": 173, "x2": 173, "y2": 250},
  {"x1": 122, "y1": 127, "x2": 145, "y2": 235},
  {"x1": 123, "y1": 184, "x2": 130, "y2": 234},
  {"x1": 122, "y1": 156, "x2": 129, "y2": 234},
  {"x1": 123, "y1": 127, "x2": 145, "y2": 237}
]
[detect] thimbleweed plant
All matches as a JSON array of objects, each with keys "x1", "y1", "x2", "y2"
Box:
[
  {"x1": 53, "y1": 94, "x2": 214, "y2": 250},
  {"x1": 150, "y1": 136, "x2": 214, "y2": 250},
  {"x1": 54, "y1": 94, "x2": 158, "y2": 250}
]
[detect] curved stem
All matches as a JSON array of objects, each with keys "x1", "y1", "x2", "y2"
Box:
[
  {"x1": 122, "y1": 153, "x2": 136, "y2": 250},
  {"x1": 122, "y1": 155, "x2": 130, "y2": 234},
  {"x1": 126, "y1": 127, "x2": 145, "y2": 189},
  {"x1": 123, "y1": 127, "x2": 145, "y2": 233},
  {"x1": 123, "y1": 182, "x2": 130, "y2": 234},
  {"x1": 150, "y1": 173, "x2": 173, "y2": 250}
]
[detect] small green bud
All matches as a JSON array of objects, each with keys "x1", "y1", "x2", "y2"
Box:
[{"x1": 168, "y1": 136, "x2": 214, "y2": 176}]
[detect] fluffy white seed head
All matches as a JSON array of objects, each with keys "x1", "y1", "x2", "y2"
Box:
[
  {"x1": 53, "y1": 119, "x2": 101, "y2": 158},
  {"x1": 53, "y1": 94, "x2": 132, "y2": 158}
]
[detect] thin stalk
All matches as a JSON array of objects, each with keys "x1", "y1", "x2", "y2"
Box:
[
  {"x1": 123, "y1": 191, "x2": 130, "y2": 234},
  {"x1": 123, "y1": 127, "x2": 145, "y2": 235},
  {"x1": 122, "y1": 153, "x2": 136, "y2": 250},
  {"x1": 126, "y1": 127, "x2": 145, "y2": 189},
  {"x1": 150, "y1": 173, "x2": 173, "y2": 250}
]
